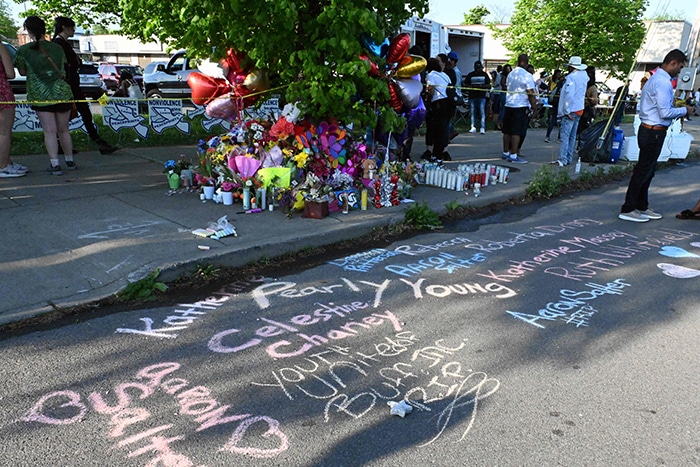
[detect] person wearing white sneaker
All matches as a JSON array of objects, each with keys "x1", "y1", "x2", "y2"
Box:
[
  {"x1": 469, "y1": 126, "x2": 477, "y2": 133},
  {"x1": 0, "y1": 38, "x2": 17, "y2": 177},
  {"x1": 619, "y1": 49, "x2": 695, "y2": 222},
  {"x1": 502, "y1": 54, "x2": 536, "y2": 166}
]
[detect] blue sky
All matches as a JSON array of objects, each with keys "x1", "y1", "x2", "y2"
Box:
[{"x1": 425, "y1": 0, "x2": 697, "y2": 25}]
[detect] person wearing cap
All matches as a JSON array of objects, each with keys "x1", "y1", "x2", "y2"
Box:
[
  {"x1": 552, "y1": 56, "x2": 588, "y2": 167},
  {"x1": 464, "y1": 60, "x2": 491, "y2": 134},
  {"x1": 501, "y1": 54, "x2": 536, "y2": 163},
  {"x1": 619, "y1": 49, "x2": 694, "y2": 223},
  {"x1": 446, "y1": 51, "x2": 462, "y2": 140}
]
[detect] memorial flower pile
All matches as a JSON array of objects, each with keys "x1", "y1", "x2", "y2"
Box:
[{"x1": 191, "y1": 104, "x2": 415, "y2": 212}]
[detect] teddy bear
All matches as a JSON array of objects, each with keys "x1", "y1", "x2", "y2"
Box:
[{"x1": 362, "y1": 158, "x2": 378, "y2": 179}]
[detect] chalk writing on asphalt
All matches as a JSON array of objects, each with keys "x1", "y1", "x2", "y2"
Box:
[
  {"x1": 22, "y1": 362, "x2": 289, "y2": 462},
  {"x1": 250, "y1": 333, "x2": 500, "y2": 445},
  {"x1": 251, "y1": 277, "x2": 516, "y2": 311},
  {"x1": 506, "y1": 278, "x2": 631, "y2": 328},
  {"x1": 327, "y1": 219, "x2": 601, "y2": 273},
  {"x1": 477, "y1": 228, "x2": 696, "y2": 283},
  {"x1": 115, "y1": 276, "x2": 265, "y2": 339}
]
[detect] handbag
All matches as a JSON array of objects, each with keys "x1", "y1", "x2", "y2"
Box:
[
  {"x1": 127, "y1": 81, "x2": 144, "y2": 99},
  {"x1": 38, "y1": 43, "x2": 78, "y2": 118}
]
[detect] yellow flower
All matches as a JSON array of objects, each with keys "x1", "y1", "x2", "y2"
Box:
[{"x1": 293, "y1": 151, "x2": 309, "y2": 168}]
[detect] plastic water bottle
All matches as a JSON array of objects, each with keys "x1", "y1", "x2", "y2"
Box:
[{"x1": 575, "y1": 157, "x2": 581, "y2": 174}]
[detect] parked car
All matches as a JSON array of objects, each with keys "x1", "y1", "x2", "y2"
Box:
[
  {"x1": 78, "y1": 62, "x2": 107, "y2": 99},
  {"x1": 142, "y1": 49, "x2": 198, "y2": 99},
  {"x1": 98, "y1": 63, "x2": 144, "y2": 92},
  {"x1": 2, "y1": 41, "x2": 26, "y2": 95},
  {"x1": 143, "y1": 61, "x2": 167, "y2": 76}
]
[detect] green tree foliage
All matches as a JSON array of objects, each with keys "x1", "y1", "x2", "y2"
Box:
[
  {"x1": 0, "y1": 0, "x2": 17, "y2": 39},
  {"x1": 18, "y1": 0, "x2": 430, "y2": 129},
  {"x1": 494, "y1": 0, "x2": 647, "y2": 78},
  {"x1": 17, "y1": 0, "x2": 121, "y2": 29},
  {"x1": 463, "y1": 5, "x2": 491, "y2": 25}
]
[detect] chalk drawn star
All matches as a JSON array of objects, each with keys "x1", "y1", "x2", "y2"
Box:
[{"x1": 387, "y1": 400, "x2": 413, "y2": 418}]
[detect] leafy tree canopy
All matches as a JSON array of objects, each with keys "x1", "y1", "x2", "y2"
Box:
[
  {"x1": 20, "y1": 0, "x2": 430, "y2": 130},
  {"x1": 1, "y1": 0, "x2": 17, "y2": 39},
  {"x1": 494, "y1": 0, "x2": 647, "y2": 79},
  {"x1": 463, "y1": 5, "x2": 491, "y2": 25}
]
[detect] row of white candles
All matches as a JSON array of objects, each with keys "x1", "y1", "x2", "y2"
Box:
[{"x1": 422, "y1": 163, "x2": 510, "y2": 191}]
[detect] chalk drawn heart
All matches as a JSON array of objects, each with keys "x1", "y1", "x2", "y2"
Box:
[
  {"x1": 657, "y1": 263, "x2": 700, "y2": 279},
  {"x1": 690, "y1": 242, "x2": 700, "y2": 249},
  {"x1": 222, "y1": 416, "x2": 289, "y2": 459},
  {"x1": 658, "y1": 246, "x2": 700, "y2": 259}
]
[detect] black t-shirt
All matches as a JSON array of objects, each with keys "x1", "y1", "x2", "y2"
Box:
[
  {"x1": 464, "y1": 70, "x2": 491, "y2": 99},
  {"x1": 52, "y1": 35, "x2": 81, "y2": 89}
]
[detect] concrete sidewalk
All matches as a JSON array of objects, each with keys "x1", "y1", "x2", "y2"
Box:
[{"x1": 1, "y1": 118, "x2": 698, "y2": 326}]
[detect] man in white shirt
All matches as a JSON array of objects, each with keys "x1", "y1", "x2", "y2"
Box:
[
  {"x1": 619, "y1": 49, "x2": 694, "y2": 223},
  {"x1": 552, "y1": 56, "x2": 588, "y2": 166},
  {"x1": 501, "y1": 54, "x2": 536, "y2": 163}
]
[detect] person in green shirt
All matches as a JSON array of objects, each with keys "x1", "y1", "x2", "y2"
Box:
[{"x1": 14, "y1": 16, "x2": 74, "y2": 175}]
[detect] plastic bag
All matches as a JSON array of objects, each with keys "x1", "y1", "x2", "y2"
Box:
[{"x1": 128, "y1": 81, "x2": 145, "y2": 99}]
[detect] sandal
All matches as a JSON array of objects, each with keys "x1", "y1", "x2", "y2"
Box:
[{"x1": 675, "y1": 209, "x2": 700, "y2": 220}]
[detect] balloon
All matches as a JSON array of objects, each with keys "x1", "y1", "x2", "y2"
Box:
[
  {"x1": 394, "y1": 78, "x2": 422, "y2": 109},
  {"x1": 187, "y1": 72, "x2": 232, "y2": 105},
  {"x1": 405, "y1": 97, "x2": 427, "y2": 129},
  {"x1": 360, "y1": 33, "x2": 384, "y2": 57},
  {"x1": 388, "y1": 81, "x2": 403, "y2": 112},
  {"x1": 205, "y1": 95, "x2": 238, "y2": 120},
  {"x1": 386, "y1": 33, "x2": 411, "y2": 64},
  {"x1": 222, "y1": 49, "x2": 249, "y2": 75},
  {"x1": 395, "y1": 55, "x2": 427, "y2": 79},
  {"x1": 359, "y1": 53, "x2": 380, "y2": 77},
  {"x1": 243, "y1": 68, "x2": 270, "y2": 93}
]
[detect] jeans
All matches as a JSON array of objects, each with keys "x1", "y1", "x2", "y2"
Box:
[
  {"x1": 558, "y1": 114, "x2": 580, "y2": 164},
  {"x1": 470, "y1": 97, "x2": 486, "y2": 130},
  {"x1": 621, "y1": 126, "x2": 666, "y2": 213}
]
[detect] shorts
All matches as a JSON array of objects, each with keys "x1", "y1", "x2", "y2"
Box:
[
  {"x1": 31, "y1": 102, "x2": 73, "y2": 113},
  {"x1": 502, "y1": 106, "x2": 529, "y2": 137}
]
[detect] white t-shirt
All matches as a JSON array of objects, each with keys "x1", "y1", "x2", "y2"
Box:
[
  {"x1": 427, "y1": 70, "x2": 450, "y2": 102},
  {"x1": 505, "y1": 66, "x2": 535, "y2": 108}
]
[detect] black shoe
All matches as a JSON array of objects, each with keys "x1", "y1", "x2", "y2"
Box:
[
  {"x1": 421, "y1": 150, "x2": 432, "y2": 160},
  {"x1": 46, "y1": 165, "x2": 63, "y2": 176},
  {"x1": 99, "y1": 144, "x2": 118, "y2": 155},
  {"x1": 441, "y1": 151, "x2": 452, "y2": 161},
  {"x1": 65, "y1": 160, "x2": 77, "y2": 170}
]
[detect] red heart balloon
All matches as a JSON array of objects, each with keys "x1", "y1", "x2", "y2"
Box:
[
  {"x1": 359, "y1": 53, "x2": 380, "y2": 77},
  {"x1": 187, "y1": 72, "x2": 232, "y2": 105},
  {"x1": 388, "y1": 81, "x2": 403, "y2": 112},
  {"x1": 222, "y1": 49, "x2": 250, "y2": 74},
  {"x1": 386, "y1": 33, "x2": 411, "y2": 64}
]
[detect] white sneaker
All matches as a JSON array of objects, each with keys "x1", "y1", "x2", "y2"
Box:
[
  {"x1": 479, "y1": 128, "x2": 485, "y2": 134},
  {"x1": 618, "y1": 210, "x2": 649, "y2": 223},
  {"x1": 469, "y1": 127, "x2": 477, "y2": 133},
  {"x1": 638, "y1": 208, "x2": 662, "y2": 220},
  {"x1": 0, "y1": 165, "x2": 27, "y2": 178},
  {"x1": 10, "y1": 162, "x2": 28, "y2": 172}
]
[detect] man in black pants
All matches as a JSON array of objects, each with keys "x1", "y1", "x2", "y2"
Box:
[
  {"x1": 53, "y1": 16, "x2": 118, "y2": 155},
  {"x1": 619, "y1": 49, "x2": 694, "y2": 223}
]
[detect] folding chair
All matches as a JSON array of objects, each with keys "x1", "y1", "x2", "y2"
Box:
[{"x1": 452, "y1": 103, "x2": 469, "y2": 128}]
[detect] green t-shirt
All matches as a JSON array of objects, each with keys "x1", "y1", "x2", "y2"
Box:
[{"x1": 14, "y1": 40, "x2": 72, "y2": 107}]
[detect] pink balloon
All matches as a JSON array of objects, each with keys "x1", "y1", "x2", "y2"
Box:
[{"x1": 205, "y1": 95, "x2": 238, "y2": 120}]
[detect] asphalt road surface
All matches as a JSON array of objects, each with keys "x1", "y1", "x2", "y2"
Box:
[{"x1": 1, "y1": 182, "x2": 699, "y2": 466}]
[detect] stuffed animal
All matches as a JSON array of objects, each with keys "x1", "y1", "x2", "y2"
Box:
[{"x1": 362, "y1": 158, "x2": 378, "y2": 179}]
